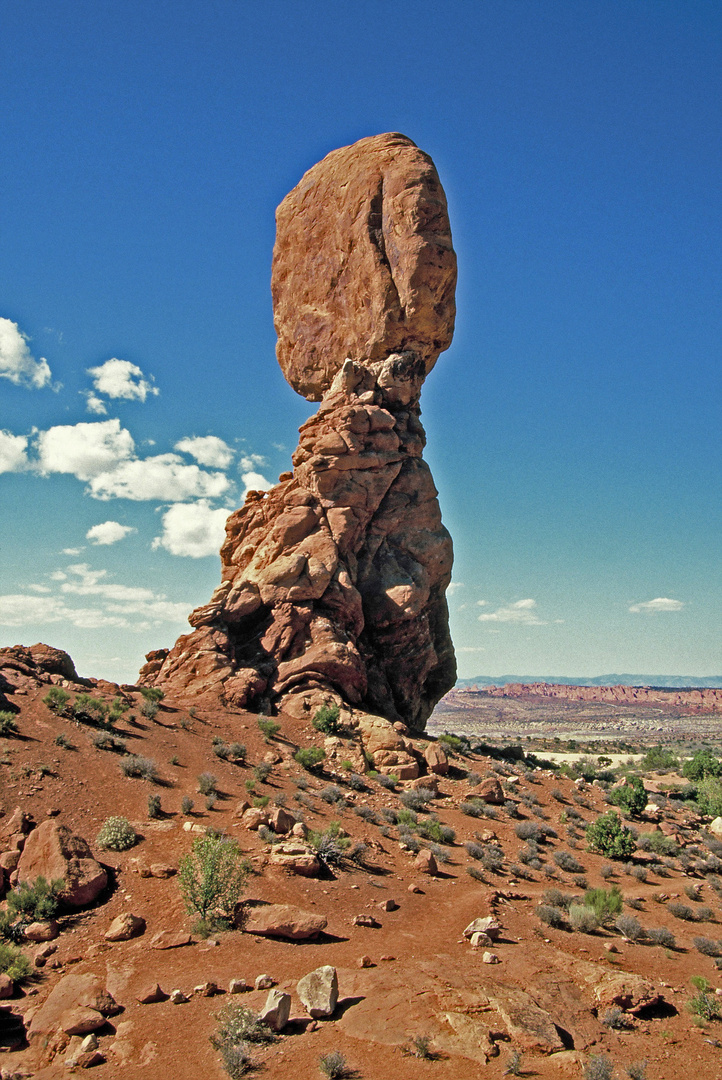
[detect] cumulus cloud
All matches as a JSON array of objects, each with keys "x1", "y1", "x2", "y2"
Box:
[
  {"x1": 629, "y1": 597, "x2": 684, "y2": 614},
  {"x1": 152, "y1": 500, "x2": 233, "y2": 558},
  {"x1": 241, "y1": 469, "x2": 272, "y2": 494},
  {"x1": 86, "y1": 358, "x2": 159, "y2": 403},
  {"x1": 0, "y1": 562, "x2": 191, "y2": 632},
  {"x1": 0, "y1": 431, "x2": 29, "y2": 473},
  {"x1": 88, "y1": 453, "x2": 230, "y2": 501},
  {"x1": 36, "y1": 419, "x2": 135, "y2": 480},
  {"x1": 0, "y1": 318, "x2": 52, "y2": 389},
  {"x1": 175, "y1": 435, "x2": 234, "y2": 469},
  {"x1": 478, "y1": 598, "x2": 548, "y2": 626},
  {"x1": 86, "y1": 521, "x2": 136, "y2": 546},
  {"x1": 447, "y1": 582, "x2": 465, "y2": 595},
  {"x1": 84, "y1": 393, "x2": 108, "y2": 415}
]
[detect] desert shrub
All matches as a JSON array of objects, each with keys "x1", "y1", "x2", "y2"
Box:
[
  {"x1": 630, "y1": 865, "x2": 647, "y2": 882},
  {"x1": 399, "y1": 830, "x2": 420, "y2": 853},
  {"x1": 625, "y1": 896, "x2": 644, "y2": 910},
  {"x1": 43, "y1": 686, "x2": 71, "y2": 714},
  {"x1": 346, "y1": 772, "x2": 366, "y2": 791},
  {"x1": 312, "y1": 703, "x2": 341, "y2": 735},
  {"x1": 637, "y1": 831, "x2": 677, "y2": 856},
  {"x1": 465, "y1": 770, "x2": 481, "y2": 786},
  {"x1": 120, "y1": 755, "x2": 159, "y2": 782},
  {"x1": 584, "y1": 886, "x2": 623, "y2": 924},
  {"x1": 437, "y1": 733, "x2": 467, "y2": 754},
  {"x1": 504, "y1": 800, "x2": 521, "y2": 818},
  {"x1": 73, "y1": 693, "x2": 113, "y2": 727},
  {"x1": 376, "y1": 773, "x2": 397, "y2": 790},
  {"x1": 537, "y1": 904, "x2": 566, "y2": 929},
  {"x1": 210, "y1": 1002, "x2": 275, "y2": 1077},
  {"x1": 553, "y1": 850, "x2": 585, "y2": 873},
  {"x1": 668, "y1": 902, "x2": 696, "y2": 921},
  {"x1": 140, "y1": 686, "x2": 164, "y2": 703},
  {"x1": 400, "y1": 788, "x2": 435, "y2": 811},
  {"x1": 320, "y1": 784, "x2": 345, "y2": 805},
  {"x1": 684, "y1": 751, "x2": 722, "y2": 781},
  {"x1": 459, "y1": 800, "x2": 483, "y2": 818},
  {"x1": 583, "y1": 1056, "x2": 614, "y2": 1080},
  {"x1": 294, "y1": 746, "x2": 326, "y2": 771},
  {"x1": 609, "y1": 777, "x2": 647, "y2": 817},
  {"x1": 503, "y1": 1050, "x2": 524, "y2": 1077},
  {"x1": 319, "y1": 1051, "x2": 350, "y2": 1079},
  {"x1": 417, "y1": 818, "x2": 455, "y2": 844},
  {"x1": 308, "y1": 823, "x2": 350, "y2": 867},
  {"x1": 54, "y1": 732, "x2": 73, "y2": 749},
  {"x1": 353, "y1": 805, "x2": 378, "y2": 823},
  {"x1": 92, "y1": 731, "x2": 126, "y2": 753},
  {"x1": 198, "y1": 772, "x2": 218, "y2": 795},
  {"x1": 7, "y1": 876, "x2": 63, "y2": 921},
  {"x1": 616, "y1": 914, "x2": 644, "y2": 940},
  {"x1": 599, "y1": 864, "x2": 615, "y2": 880},
  {"x1": 0, "y1": 711, "x2": 19, "y2": 736},
  {"x1": 140, "y1": 698, "x2": 159, "y2": 720},
  {"x1": 148, "y1": 793, "x2": 162, "y2": 819},
  {"x1": 179, "y1": 834, "x2": 249, "y2": 923},
  {"x1": 601, "y1": 1006, "x2": 633, "y2": 1030},
  {"x1": 467, "y1": 865, "x2": 485, "y2": 882},
  {"x1": 429, "y1": 842, "x2": 450, "y2": 864},
  {"x1": 647, "y1": 926, "x2": 676, "y2": 947},
  {"x1": 697, "y1": 905, "x2": 714, "y2": 922},
  {"x1": 586, "y1": 812, "x2": 635, "y2": 858},
  {"x1": 205, "y1": 792, "x2": 218, "y2": 809},
  {"x1": 551, "y1": 788, "x2": 566, "y2": 803},
  {"x1": 252, "y1": 762, "x2": 272, "y2": 784},
  {"x1": 693, "y1": 936, "x2": 722, "y2": 957},
  {"x1": 181, "y1": 796, "x2": 195, "y2": 815},
  {"x1": 641, "y1": 745, "x2": 679, "y2": 770},
  {"x1": 97, "y1": 816, "x2": 137, "y2": 851},
  {"x1": 695, "y1": 778, "x2": 722, "y2": 819},
  {"x1": 257, "y1": 718, "x2": 280, "y2": 740},
  {"x1": 626, "y1": 1062, "x2": 648, "y2": 1080},
  {"x1": 410, "y1": 1034, "x2": 434, "y2": 1059},
  {"x1": 481, "y1": 844, "x2": 504, "y2": 872},
  {"x1": 0, "y1": 942, "x2": 32, "y2": 983},
  {"x1": 515, "y1": 821, "x2": 541, "y2": 842},
  {"x1": 569, "y1": 904, "x2": 599, "y2": 933},
  {"x1": 688, "y1": 974, "x2": 722, "y2": 1020},
  {"x1": 465, "y1": 841, "x2": 484, "y2": 860}
]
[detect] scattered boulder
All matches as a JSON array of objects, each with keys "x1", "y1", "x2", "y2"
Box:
[
  {"x1": 26, "y1": 973, "x2": 121, "y2": 1044},
  {"x1": 255, "y1": 974, "x2": 275, "y2": 991},
  {"x1": 23, "y1": 920, "x2": 58, "y2": 942},
  {"x1": 297, "y1": 965, "x2": 339, "y2": 1018},
  {"x1": 0, "y1": 973, "x2": 13, "y2": 999},
  {"x1": 268, "y1": 807, "x2": 295, "y2": 834},
  {"x1": 414, "y1": 849, "x2": 437, "y2": 876},
  {"x1": 469, "y1": 932, "x2": 493, "y2": 948},
  {"x1": 259, "y1": 988, "x2": 291, "y2": 1032},
  {"x1": 242, "y1": 808, "x2": 270, "y2": 831},
  {"x1": 105, "y1": 913, "x2": 146, "y2": 942},
  {"x1": 709, "y1": 817, "x2": 722, "y2": 839},
  {"x1": 482, "y1": 952, "x2": 500, "y2": 965},
  {"x1": 424, "y1": 743, "x2": 449, "y2": 775},
  {"x1": 476, "y1": 777, "x2": 504, "y2": 805},
  {"x1": 243, "y1": 904, "x2": 327, "y2": 941},
  {"x1": 16, "y1": 821, "x2": 107, "y2": 908},
  {"x1": 228, "y1": 979, "x2": 249, "y2": 995},
  {"x1": 463, "y1": 917, "x2": 502, "y2": 941},
  {"x1": 269, "y1": 841, "x2": 322, "y2": 877},
  {"x1": 136, "y1": 984, "x2": 167, "y2": 1004},
  {"x1": 170, "y1": 989, "x2": 189, "y2": 1004},
  {"x1": 353, "y1": 914, "x2": 381, "y2": 928},
  {"x1": 377, "y1": 898, "x2": 399, "y2": 912},
  {"x1": 150, "y1": 930, "x2": 191, "y2": 950}
]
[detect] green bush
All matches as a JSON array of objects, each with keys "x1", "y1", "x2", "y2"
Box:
[
  {"x1": 140, "y1": 686, "x2": 164, "y2": 702},
  {"x1": 312, "y1": 703, "x2": 341, "y2": 735},
  {"x1": 684, "y1": 750, "x2": 722, "y2": 781},
  {"x1": 42, "y1": 686, "x2": 71, "y2": 714},
  {"x1": 97, "y1": 816, "x2": 137, "y2": 851},
  {"x1": 198, "y1": 772, "x2": 218, "y2": 795},
  {"x1": 609, "y1": 777, "x2": 647, "y2": 817},
  {"x1": 583, "y1": 886, "x2": 624, "y2": 924},
  {"x1": 586, "y1": 812, "x2": 635, "y2": 858},
  {"x1": 0, "y1": 711, "x2": 19, "y2": 736},
  {"x1": 148, "y1": 794, "x2": 162, "y2": 819},
  {"x1": 637, "y1": 830, "x2": 677, "y2": 856},
  {"x1": 178, "y1": 834, "x2": 250, "y2": 923},
  {"x1": 438, "y1": 733, "x2": 468, "y2": 754},
  {"x1": 72, "y1": 693, "x2": 110, "y2": 727},
  {"x1": 294, "y1": 746, "x2": 326, "y2": 771},
  {"x1": 688, "y1": 975, "x2": 722, "y2": 1020},
  {"x1": 641, "y1": 745, "x2": 679, "y2": 770},
  {"x1": 120, "y1": 755, "x2": 158, "y2": 782},
  {"x1": 7, "y1": 876, "x2": 63, "y2": 922},
  {"x1": 308, "y1": 822, "x2": 350, "y2": 867},
  {"x1": 257, "y1": 718, "x2": 280, "y2": 740},
  {"x1": 0, "y1": 942, "x2": 32, "y2": 983},
  {"x1": 696, "y1": 777, "x2": 722, "y2": 818}
]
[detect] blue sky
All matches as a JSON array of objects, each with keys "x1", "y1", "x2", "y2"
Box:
[{"x1": 1, "y1": 0, "x2": 720, "y2": 683}]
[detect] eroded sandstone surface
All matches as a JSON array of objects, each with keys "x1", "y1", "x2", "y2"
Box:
[{"x1": 141, "y1": 134, "x2": 457, "y2": 729}]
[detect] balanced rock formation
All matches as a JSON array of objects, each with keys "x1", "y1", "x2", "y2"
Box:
[{"x1": 140, "y1": 133, "x2": 457, "y2": 730}]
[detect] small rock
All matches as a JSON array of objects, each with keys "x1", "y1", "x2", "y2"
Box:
[
  {"x1": 469, "y1": 932, "x2": 493, "y2": 948},
  {"x1": 75, "y1": 1050, "x2": 105, "y2": 1068},
  {"x1": 414, "y1": 849, "x2": 437, "y2": 876},
  {"x1": 150, "y1": 930, "x2": 191, "y2": 950},
  {"x1": 380, "y1": 954, "x2": 396, "y2": 962},
  {"x1": 291, "y1": 821, "x2": 308, "y2": 839},
  {"x1": 604, "y1": 943, "x2": 619, "y2": 954},
  {"x1": 24, "y1": 919, "x2": 59, "y2": 942},
  {"x1": 476, "y1": 777, "x2": 504, "y2": 805},
  {"x1": 377, "y1": 898, "x2": 398, "y2": 912},
  {"x1": 259, "y1": 988, "x2": 291, "y2": 1032},
  {"x1": 353, "y1": 914, "x2": 381, "y2": 928},
  {"x1": 297, "y1": 965, "x2": 338, "y2": 1018},
  {"x1": 463, "y1": 917, "x2": 502, "y2": 941},
  {"x1": 80, "y1": 1033, "x2": 99, "y2": 1053},
  {"x1": 0, "y1": 972, "x2": 14, "y2": 998},
  {"x1": 228, "y1": 979, "x2": 249, "y2": 995},
  {"x1": 105, "y1": 913, "x2": 146, "y2": 942},
  {"x1": 482, "y1": 951, "x2": 500, "y2": 964},
  {"x1": 255, "y1": 974, "x2": 275, "y2": 991},
  {"x1": 169, "y1": 989, "x2": 189, "y2": 1004},
  {"x1": 193, "y1": 982, "x2": 218, "y2": 997},
  {"x1": 149, "y1": 863, "x2": 176, "y2": 878},
  {"x1": 60, "y1": 1007, "x2": 108, "y2": 1036},
  {"x1": 357, "y1": 955, "x2": 374, "y2": 968},
  {"x1": 136, "y1": 984, "x2": 166, "y2": 1004},
  {"x1": 407, "y1": 882, "x2": 423, "y2": 894}
]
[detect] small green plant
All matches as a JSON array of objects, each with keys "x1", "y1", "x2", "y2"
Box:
[
  {"x1": 210, "y1": 1001, "x2": 275, "y2": 1077},
  {"x1": 97, "y1": 816, "x2": 137, "y2": 851},
  {"x1": 7, "y1": 876, "x2": 63, "y2": 922},
  {"x1": 583, "y1": 886, "x2": 624, "y2": 924},
  {"x1": 0, "y1": 942, "x2": 32, "y2": 983},
  {"x1": 181, "y1": 795, "x2": 195, "y2": 815},
  {"x1": 72, "y1": 693, "x2": 110, "y2": 727},
  {"x1": 319, "y1": 1051, "x2": 350, "y2": 1079},
  {"x1": 294, "y1": 746, "x2": 326, "y2": 771},
  {"x1": 410, "y1": 1034, "x2": 434, "y2": 1059},
  {"x1": 0, "y1": 711, "x2": 19, "y2": 736},
  {"x1": 198, "y1": 772, "x2": 218, "y2": 795},
  {"x1": 609, "y1": 776, "x2": 647, "y2": 817},
  {"x1": 42, "y1": 686, "x2": 71, "y2": 714},
  {"x1": 438, "y1": 732, "x2": 467, "y2": 754},
  {"x1": 169, "y1": 754, "x2": 179, "y2": 766},
  {"x1": 253, "y1": 762, "x2": 272, "y2": 783},
  {"x1": 140, "y1": 698, "x2": 159, "y2": 720},
  {"x1": 308, "y1": 822, "x2": 350, "y2": 867},
  {"x1": 140, "y1": 686, "x2": 165, "y2": 703},
  {"x1": 257, "y1": 717, "x2": 280, "y2": 740},
  {"x1": 179, "y1": 834, "x2": 250, "y2": 925},
  {"x1": 312, "y1": 703, "x2": 341, "y2": 735},
  {"x1": 586, "y1": 811, "x2": 635, "y2": 858},
  {"x1": 120, "y1": 754, "x2": 159, "y2": 781},
  {"x1": 54, "y1": 732, "x2": 73, "y2": 749},
  {"x1": 148, "y1": 794, "x2": 162, "y2": 819},
  {"x1": 583, "y1": 1056, "x2": 614, "y2": 1080},
  {"x1": 688, "y1": 974, "x2": 722, "y2": 1020}
]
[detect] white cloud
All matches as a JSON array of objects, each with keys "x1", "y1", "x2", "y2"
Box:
[
  {"x1": 629, "y1": 597, "x2": 684, "y2": 614},
  {"x1": 241, "y1": 469, "x2": 272, "y2": 494},
  {"x1": 61, "y1": 547, "x2": 83, "y2": 556},
  {"x1": 84, "y1": 393, "x2": 108, "y2": 415},
  {"x1": 0, "y1": 317, "x2": 52, "y2": 389},
  {"x1": 175, "y1": 435, "x2": 234, "y2": 469},
  {"x1": 478, "y1": 598, "x2": 548, "y2": 626},
  {"x1": 152, "y1": 500, "x2": 233, "y2": 558},
  {"x1": 59, "y1": 563, "x2": 156, "y2": 602},
  {"x1": 476, "y1": 599, "x2": 488, "y2": 606},
  {"x1": 447, "y1": 582, "x2": 465, "y2": 595},
  {"x1": 0, "y1": 430, "x2": 29, "y2": 473},
  {"x1": 36, "y1": 419, "x2": 135, "y2": 480},
  {"x1": 87, "y1": 358, "x2": 159, "y2": 403},
  {"x1": 239, "y1": 453, "x2": 267, "y2": 472},
  {"x1": 457, "y1": 646, "x2": 486, "y2": 653},
  {"x1": 86, "y1": 521, "x2": 136, "y2": 546},
  {"x1": 89, "y1": 453, "x2": 230, "y2": 501}
]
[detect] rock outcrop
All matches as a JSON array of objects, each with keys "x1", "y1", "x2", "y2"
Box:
[{"x1": 141, "y1": 133, "x2": 456, "y2": 730}]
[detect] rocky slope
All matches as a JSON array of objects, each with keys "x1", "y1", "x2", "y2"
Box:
[{"x1": 140, "y1": 134, "x2": 457, "y2": 730}]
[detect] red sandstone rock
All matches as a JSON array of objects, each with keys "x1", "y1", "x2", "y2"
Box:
[
  {"x1": 243, "y1": 903, "x2": 327, "y2": 940},
  {"x1": 16, "y1": 821, "x2": 107, "y2": 908}
]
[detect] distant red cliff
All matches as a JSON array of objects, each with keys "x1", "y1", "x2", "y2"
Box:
[{"x1": 472, "y1": 682, "x2": 722, "y2": 713}]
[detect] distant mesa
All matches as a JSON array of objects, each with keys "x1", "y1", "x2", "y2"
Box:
[{"x1": 139, "y1": 134, "x2": 457, "y2": 730}]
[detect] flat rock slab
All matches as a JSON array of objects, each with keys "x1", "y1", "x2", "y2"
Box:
[
  {"x1": 484, "y1": 983, "x2": 565, "y2": 1054},
  {"x1": 27, "y1": 973, "x2": 120, "y2": 1043},
  {"x1": 150, "y1": 930, "x2": 192, "y2": 950},
  {"x1": 243, "y1": 903, "x2": 327, "y2": 940}
]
